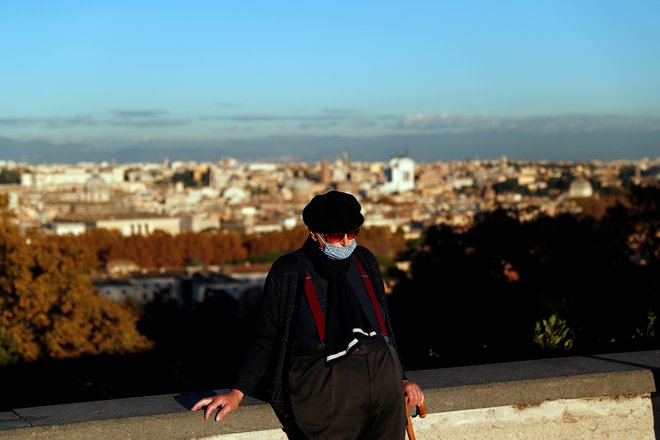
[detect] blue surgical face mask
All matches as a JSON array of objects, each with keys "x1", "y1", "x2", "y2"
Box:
[{"x1": 322, "y1": 240, "x2": 357, "y2": 260}]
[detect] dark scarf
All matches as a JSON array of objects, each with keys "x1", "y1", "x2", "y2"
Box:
[{"x1": 302, "y1": 237, "x2": 375, "y2": 363}]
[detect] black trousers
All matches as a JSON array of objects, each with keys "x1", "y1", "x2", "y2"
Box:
[{"x1": 287, "y1": 340, "x2": 406, "y2": 440}]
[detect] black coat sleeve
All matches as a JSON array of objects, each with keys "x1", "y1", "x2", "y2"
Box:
[{"x1": 231, "y1": 262, "x2": 284, "y2": 394}]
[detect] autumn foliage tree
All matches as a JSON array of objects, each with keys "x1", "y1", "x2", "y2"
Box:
[
  {"x1": 48, "y1": 225, "x2": 406, "y2": 270},
  {"x1": 50, "y1": 228, "x2": 253, "y2": 269},
  {"x1": 0, "y1": 202, "x2": 152, "y2": 364}
]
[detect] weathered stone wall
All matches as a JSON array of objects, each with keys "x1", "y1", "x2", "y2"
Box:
[
  {"x1": 1, "y1": 350, "x2": 657, "y2": 440},
  {"x1": 410, "y1": 394, "x2": 654, "y2": 440}
]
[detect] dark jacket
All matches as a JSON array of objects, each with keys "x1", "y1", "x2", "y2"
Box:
[{"x1": 232, "y1": 245, "x2": 403, "y2": 433}]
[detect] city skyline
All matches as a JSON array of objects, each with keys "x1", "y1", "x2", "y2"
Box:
[{"x1": 1, "y1": 1, "x2": 660, "y2": 161}]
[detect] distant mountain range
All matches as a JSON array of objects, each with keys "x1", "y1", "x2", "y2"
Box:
[{"x1": 1, "y1": 130, "x2": 659, "y2": 164}]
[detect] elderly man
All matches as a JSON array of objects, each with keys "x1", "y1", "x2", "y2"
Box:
[{"x1": 193, "y1": 191, "x2": 423, "y2": 439}]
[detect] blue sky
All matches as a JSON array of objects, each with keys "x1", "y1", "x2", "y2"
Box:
[{"x1": 1, "y1": 0, "x2": 660, "y2": 157}]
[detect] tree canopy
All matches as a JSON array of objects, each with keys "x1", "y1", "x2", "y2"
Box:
[
  {"x1": 0, "y1": 201, "x2": 151, "y2": 365},
  {"x1": 390, "y1": 187, "x2": 659, "y2": 370},
  {"x1": 47, "y1": 225, "x2": 406, "y2": 270}
]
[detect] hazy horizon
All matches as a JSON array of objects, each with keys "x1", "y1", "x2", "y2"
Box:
[{"x1": 1, "y1": 1, "x2": 659, "y2": 161}]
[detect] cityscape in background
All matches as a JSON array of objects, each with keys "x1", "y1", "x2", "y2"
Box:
[
  {"x1": 5, "y1": 154, "x2": 660, "y2": 236},
  {"x1": 1, "y1": 153, "x2": 658, "y2": 309}
]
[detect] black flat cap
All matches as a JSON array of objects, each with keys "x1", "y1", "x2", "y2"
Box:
[{"x1": 302, "y1": 191, "x2": 364, "y2": 233}]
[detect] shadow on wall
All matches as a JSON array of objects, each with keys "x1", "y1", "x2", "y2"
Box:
[
  {"x1": 0, "y1": 340, "x2": 247, "y2": 411},
  {"x1": 174, "y1": 390, "x2": 217, "y2": 411}
]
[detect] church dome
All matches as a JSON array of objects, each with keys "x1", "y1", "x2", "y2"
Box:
[
  {"x1": 568, "y1": 177, "x2": 593, "y2": 198},
  {"x1": 84, "y1": 174, "x2": 110, "y2": 202},
  {"x1": 85, "y1": 174, "x2": 107, "y2": 191},
  {"x1": 291, "y1": 178, "x2": 311, "y2": 190}
]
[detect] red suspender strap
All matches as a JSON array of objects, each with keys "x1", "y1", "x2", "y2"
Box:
[
  {"x1": 355, "y1": 259, "x2": 389, "y2": 337},
  {"x1": 303, "y1": 261, "x2": 388, "y2": 342},
  {"x1": 303, "y1": 268, "x2": 326, "y2": 342}
]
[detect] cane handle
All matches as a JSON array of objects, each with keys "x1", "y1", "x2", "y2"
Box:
[{"x1": 405, "y1": 395, "x2": 428, "y2": 440}]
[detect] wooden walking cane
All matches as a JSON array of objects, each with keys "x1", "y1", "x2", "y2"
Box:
[{"x1": 405, "y1": 395, "x2": 427, "y2": 440}]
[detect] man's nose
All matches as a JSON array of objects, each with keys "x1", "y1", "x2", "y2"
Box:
[{"x1": 339, "y1": 234, "x2": 350, "y2": 246}]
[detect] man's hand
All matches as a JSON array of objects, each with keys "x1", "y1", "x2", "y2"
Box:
[
  {"x1": 403, "y1": 380, "x2": 424, "y2": 407},
  {"x1": 191, "y1": 389, "x2": 245, "y2": 422}
]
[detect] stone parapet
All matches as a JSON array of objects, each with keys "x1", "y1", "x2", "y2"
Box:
[{"x1": 1, "y1": 350, "x2": 658, "y2": 439}]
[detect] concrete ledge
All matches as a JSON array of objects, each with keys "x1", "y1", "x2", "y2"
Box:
[
  {"x1": 1, "y1": 350, "x2": 658, "y2": 439},
  {"x1": 0, "y1": 411, "x2": 29, "y2": 431},
  {"x1": 406, "y1": 351, "x2": 658, "y2": 413}
]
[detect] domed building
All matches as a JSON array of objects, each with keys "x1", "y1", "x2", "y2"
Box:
[
  {"x1": 84, "y1": 174, "x2": 110, "y2": 202},
  {"x1": 291, "y1": 178, "x2": 313, "y2": 203},
  {"x1": 568, "y1": 177, "x2": 594, "y2": 198}
]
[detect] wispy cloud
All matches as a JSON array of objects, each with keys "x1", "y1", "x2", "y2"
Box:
[
  {"x1": 201, "y1": 110, "x2": 382, "y2": 131},
  {"x1": 203, "y1": 114, "x2": 295, "y2": 122},
  {"x1": 0, "y1": 110, "x2": 190, "y2": 130},
  {"x1": 201, "y1": 110, "x2": 660, "y2": 134},
  {"x1": 0, "y1": 116, "x2": 98, "y2": 129},
  {"x1": 398, "y1": 113, "x2": 660, "y2": 133},
  {"x1": 109, "y1": 110, "x2": 189, "y2": 127},
  {"x1": 111, "y1": 110, "x2": 169, "y2": 119}
]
